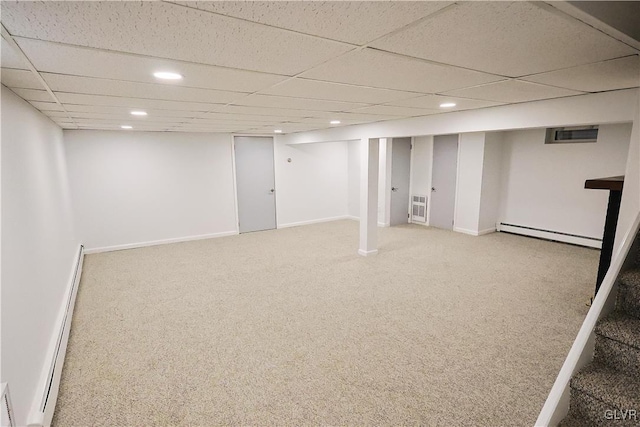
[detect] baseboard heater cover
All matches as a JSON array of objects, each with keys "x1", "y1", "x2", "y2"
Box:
[
  {"x1": 29, "y1": 245, "x2": 84, "y2": 427},
  {"x1": 498, "y1": 223, "x2": 602, "y2": 248}
]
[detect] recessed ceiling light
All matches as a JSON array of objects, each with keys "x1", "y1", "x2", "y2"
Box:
[
  {"x1": 130, "y1": 111, "x2": 147, "y2": 116},
  {"x1": 274, "y1": 129, "x2": 283, "y2": 133},
  {"x1": 153, "y1": 71, "x2": 183, "y2": 80},
  {"x1": 440, "y1": 102, "x2": 457, "y2": 108},
  {"x1": 330, "y1": 120, "x2": 341, "y2": 125},
  {"x1": 121, "y1": 125, "x2": 133, "y2": 129}
]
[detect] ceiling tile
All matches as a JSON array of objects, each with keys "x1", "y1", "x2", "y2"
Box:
[
  {"x1": 386, "y1": 94, "x2": 504, "y2": 111},
  {"x1": 2, "y1": 1, "x2": 352, "y2": 75},
  {"x1": 195, "y1": 113, "x2": 295, "y2": 123},
  {"x1": 212, "y1": 105, "x2": 330, "y2": 118},
  {"x1": 347, "y1": 105, "x2": 439, "y2": 117},
  {"x1": 521, "y1": 55, "x2": 640, "y2": 93},
  {"x1": 441, "y1": 80, "x2": 585, "y2": 103},
  {"x1": 55, "y1": 93, "x2": 222, "y2": 112},
  {"x1": 0, "y1": 68, "x2": 44, "y2": 89},
  {"x1": 62, "y1": 105, "x2": 201, "y2": 118},
  {"x1": 42, "y1": 74, "x2": 246, "y2": 104},
  {"x1": 260, "y1": 78, "x2": 420, "y2": 104},
  {"x1": 1, "y1": 37, "x2": 29, "y2": 69},
  {"x1": 29, "y1": 101, "x2": 64, "y2": 111},
  {"x1": 300, "y1": 48, "x2": 503, "y2": 93},
  {"x1": 14, "y1": 38, "x2": 288, "y2": 93},
  {"x1": 232, "y1": 94, "x2": 368, "y2": 112},
  {"x1": 11, "y1": 88, "x2": 55, "y2": 102},
  {"x1": 370, "y1": 2, "x2": 637, "y2": 77},
  {"x1": 171, "y1": 1, "x2": 453, "y2": 45}
]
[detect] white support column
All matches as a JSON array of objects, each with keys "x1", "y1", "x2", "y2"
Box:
[{"x1": 359, "y1": 137, "x2": 379, "y2": 256}]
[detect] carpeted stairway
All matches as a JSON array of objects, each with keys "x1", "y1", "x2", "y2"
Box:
[{"x1": 559, "y1": 269, "x2": 640, "y2": 426}]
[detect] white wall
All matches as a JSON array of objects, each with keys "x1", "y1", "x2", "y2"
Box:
[
  {"x1": 64, "y1": 131, "x2": 238, "y2": 251},
  {"x1": 378, "y1": 138, "x2": 391, "y2": 226},
  {"x1": 454, "y1": 132, "x2": 486, "y2": 234},
  {"x1": 479, "y1": 132, "x2": 504, "y2": 232},
  {"x1": 498, "y1": 124, "x2": 632, "y2": 241},
  {"x1": 411, "y1": 136, "x2": 433, "y2": 224},
  {"x1": 1, "y1": 87, "x2": 79, "y2": 426},
  {"x1": 274, "y1": 139, "x2": 349, "y2": 227},
  {"x1": 347, "y1": 139, "x2": 360, "y2": 219}
]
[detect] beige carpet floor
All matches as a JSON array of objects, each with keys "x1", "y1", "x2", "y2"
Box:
[{"x1": 53, "y1": 221, "x2": 597, "y2": 426}]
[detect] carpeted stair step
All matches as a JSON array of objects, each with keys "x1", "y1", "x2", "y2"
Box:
[
  {"x1": 568, "y1": 363, "x2": 640, "y2": 427},
  {"x1": 619, "y1": 270, "x2": 640, "y2": 319},
  {"x1": 558, "y1": 414, "x2": 593, "y2": 427},
  {"x1": 594, "y1": 311, "x2": 640, "y2": 376}
]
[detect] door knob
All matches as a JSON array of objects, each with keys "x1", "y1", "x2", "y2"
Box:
[
  {"x1": 431, "y1": 187, "x2": 436, "y2": 192},
  {"x1": 270, "y1": 189, "x2": 275, "y2": 193},
  {"x1": 391, "y1": 187, "x2": 398, "y2": 192}
]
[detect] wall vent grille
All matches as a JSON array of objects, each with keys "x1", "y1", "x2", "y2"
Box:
[{"x1": 412, "y1": 195, "x2": 427, "y2": 223}]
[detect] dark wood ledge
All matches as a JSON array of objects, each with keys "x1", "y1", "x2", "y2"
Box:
[{"x1": 585, "y1": 176, "x2": 624, "y2": 191}]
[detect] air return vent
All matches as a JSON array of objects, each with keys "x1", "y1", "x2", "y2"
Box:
[
  {"x1": 545, "y1": 125, "x2": 598, "y2": 144},
  {"x1": 412, "y1": 195, "x2": 427, "y2": 223}
]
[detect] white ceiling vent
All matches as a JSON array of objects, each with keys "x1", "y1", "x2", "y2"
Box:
[{"x1": 545, "y1": 125, "x2": 599, "y2": 144}]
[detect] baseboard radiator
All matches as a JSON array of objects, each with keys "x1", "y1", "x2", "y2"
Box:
[
  {"x1": 29, "y1": 245, "x2": 84, "y2": 427},
  {"x1": 498, "y1": 223, "x2": 602, "y2": 249}
]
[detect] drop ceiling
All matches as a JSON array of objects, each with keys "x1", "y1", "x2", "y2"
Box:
[{"x1": 1, "y1": 1, "x2": 638, "y2": 134}]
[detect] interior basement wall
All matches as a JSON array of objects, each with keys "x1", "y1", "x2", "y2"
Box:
[
  {"x1": 1, "y1": 87, "x2": 79, "y2": 426},
  {"x1": 64, "y1": 131, "x2": 238, "y2": 251},
  {"x1": 478, "y1": 132, "x2": 504, "y2": 233},
  {"x1": 274, "y1": 138, "x2": 349, "y2": 227},
  {"x1": 498, "y1": 123, "x2": 632, "y2": 243},
  {"x1": 347, "y1": 139, "x2": 360, "y2": 219},
  {"x1": 411, "y1": 136, "x2": 434, "y2": 224}
]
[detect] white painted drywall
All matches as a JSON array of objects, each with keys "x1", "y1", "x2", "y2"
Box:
[
  {"x1": 454, "y1": 132, "x2": 486, "y2": 234},
  {"x1": 478, "y1": 132, "x2": 504, "y2": 233},
  {"x1": 1, "y1": 87, "x2": 79, "y2": 426},
  {"x1": 64, "y1": 131, "x2": 238, "y2": 251},
  {"x1": 274, "y1": 139, "x2": 349, "y2": 227},
  {"x1": 347, "y1": 139, "x2": 360, "y2": 219},
  {"x1": 498, "y1": 124, "x2": 632, "y2": 240},
  {"x1": 411, "y1": 136, "x2": 433, "y2": 224}
]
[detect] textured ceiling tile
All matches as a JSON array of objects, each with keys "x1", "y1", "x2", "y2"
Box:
[
  {"x1": 1, "y1": 37, "x2": 29, "y2": 69},
  {"x1": 370, "y1": 2, "x2": 637, "y2": 77},
  {"x1": 521, "y1": 55, "x2": 640, "y2": 92},
  {"x1": 196, "y1": 113, "x2": 294, "y2": 123},
  {"x1": 387, "y1": 94, "x2": 504, "y2": 111},
  {"x1": 300, "y1": 48, "x2": 503, "y2": 93},
  {"x1": 214, "y1": 105, "x2": 329, "y2": 118},
  {"x1": 29, "y1": 101, "x2": 65, "y2": 111},
  {"x1": 11, "y1": 88, "x2": 55, "y2": 102},
  {"x1": 62, "y1": 105, "x2": 202, "y2": 118},
  {"x1": 0, "y1": 68, "x2": 44, "y2": 89},
  {"x1": 42, "y1": 74, "x2": 246, "y2": 104},
  {"x1": 2, "y1": 1, "x2": 352, "y2": 75},
  {"x1": 232, "y1": 94, "x2": 368, "y2": 112},
  {"x1": 347, "y1": 105, "x2": 439, "y2": 117},
  {"x1": 172, "y1": 1, "x2": 453, "y2": 45},
  {"x1": 260, "y1": 78, "x2": 420, "y2": 104},
  {"x1": 15, "y1": 38, "x2": 288, "y2": 93},
  {"x1": 55, "y1": 93, "x2": 222, "y2": 112},
  {"x1": 441, "y1": 80, "x2": 585, "y2": 103}
]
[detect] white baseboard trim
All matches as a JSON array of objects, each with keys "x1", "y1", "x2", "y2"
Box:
[
  {"x1": 453, "y1": 227, "x2": 496, "y2": 236},
  {"x1": 411, "y1": 221, "x2": 429, "y2": 227},
  {"x1": 278, "y1": 215, "x2": 350, "y2": 229},
  {"x1": 28, "y1": 245, "x2": 84, "y2": 427},
  {"x1": 346, "y1": 215, "x2": 359, "y2": 221},
  {"x1": 84, "y1": 231, "x2": 238, "y2": 254},
  {"x1": 477, "y1": 227, "x2": 496, "y2": 236},
  {"x1": 377, "y1": 221, "x2": 390, "y2": 227},
  {"x1": 358, "y1": 249, "x2": 378, "y2": 256},
  {"x1": 497, "y1": 223, "x2": 601, "y2": 249}
]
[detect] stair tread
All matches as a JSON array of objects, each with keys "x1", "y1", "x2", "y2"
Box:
[
  {"x1": 559, "y1": 414, "x2": 592, "y2": 427},
  {"x1": 571, "y1": 363, "x2": 640, "y2": 409},
  {"x1": 620, "y1": 269, "x2": 640, "y2": 288},
  {"x1": 596, "y1": 311, "x2": 640, "y2": 350}
]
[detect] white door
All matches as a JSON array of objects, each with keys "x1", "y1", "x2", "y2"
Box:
[
  {"x1": 234, "y1": 136, "x2": 277, "y2": 233},
  {"x1": 390, "y1": 137, "x2": 412, "y2": 226},
  {"x1": 430, "y1": 134, "x2": 458, "y2": 230}
]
